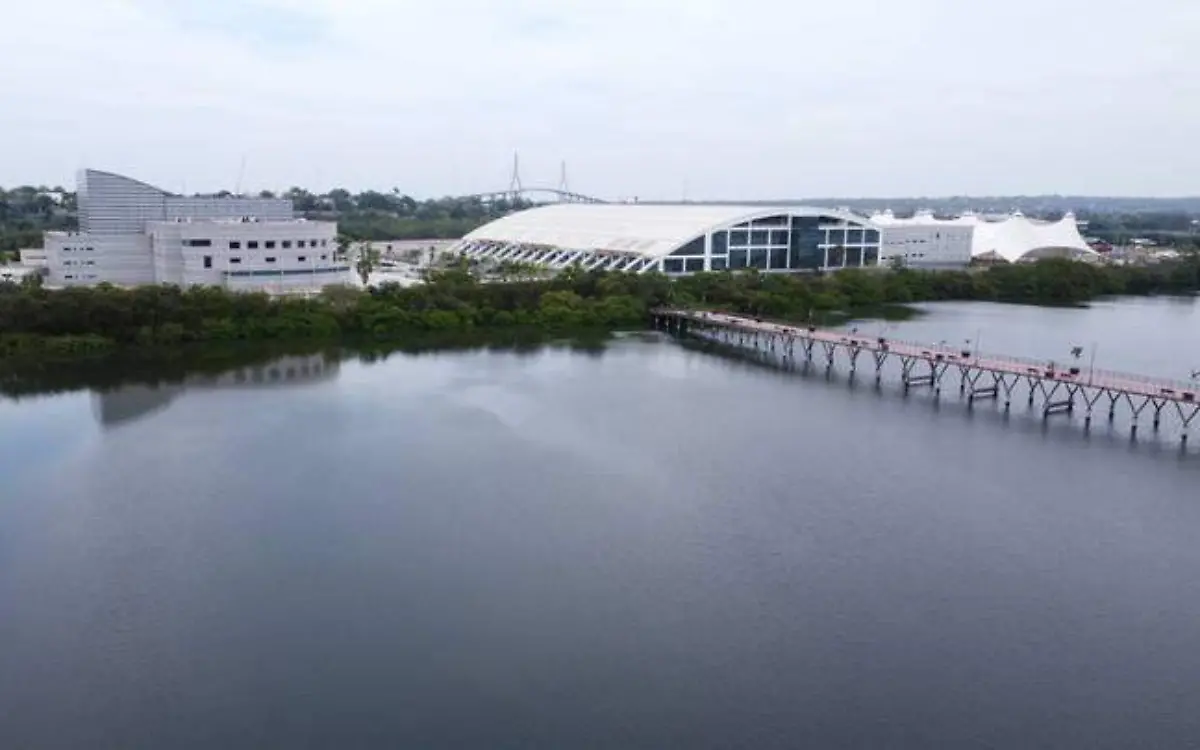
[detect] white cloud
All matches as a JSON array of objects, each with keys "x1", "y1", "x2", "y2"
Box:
[{"x1": 1, "y1": 0, "x2": 1197, "y2": 197}]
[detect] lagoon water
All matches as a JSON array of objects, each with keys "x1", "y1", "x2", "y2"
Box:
[{"x1": 2, "y1": 298, "x2": 1199, "y2": 748}]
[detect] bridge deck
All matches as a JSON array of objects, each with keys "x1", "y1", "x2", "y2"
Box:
[{"x1": 658, "y1": 309, "x2": 1198, "y2": 404}]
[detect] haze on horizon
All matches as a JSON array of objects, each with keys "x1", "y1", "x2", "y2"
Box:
[{"x1": 2, "y1": 0, "x2": 1197, "y2": 200}]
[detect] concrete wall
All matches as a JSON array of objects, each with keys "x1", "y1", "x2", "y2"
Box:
[
  {"x1": 44, "y1": 232, "x2": 155, "y2": 287},
  {"x1": 148, "y1": 219, "x2": 345, "y2": 290},
  {"x1": 879, "y1": 225, "x2": 973, "y2": 269}
]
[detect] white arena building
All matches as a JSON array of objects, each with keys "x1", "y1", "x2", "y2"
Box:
[
  {"x1": 452, "y1": 204, "x2": 972, "y2": 275},
  {"x1": 44, "y1": 170, "x2": 348, "y2": 292},
  {"x1": 870, "y1": 210, "x2": 1095, "y2": 264}
]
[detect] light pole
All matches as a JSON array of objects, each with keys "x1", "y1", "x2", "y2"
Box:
[{"x1": 1088, "y1": 342, "x2": 1098, "y2": 386}]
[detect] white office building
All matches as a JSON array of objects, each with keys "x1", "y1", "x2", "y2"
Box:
[{"x1": 44, "y1": 170, "x2": 348, "y2": 292}]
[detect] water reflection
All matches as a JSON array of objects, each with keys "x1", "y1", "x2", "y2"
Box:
[{"x1": 91, "y1": 353, "x2": 340, "y2": 429}]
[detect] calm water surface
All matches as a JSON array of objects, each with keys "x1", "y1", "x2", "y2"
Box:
[{"x1": 2, "y1": 298, "x2": 1199, "y2": 749}]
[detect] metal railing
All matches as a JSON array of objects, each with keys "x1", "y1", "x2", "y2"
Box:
[{"x1": 657, "y1": 308, "x2": 1199, "y2": 396}]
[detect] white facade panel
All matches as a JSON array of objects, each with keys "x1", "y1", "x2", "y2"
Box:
[
  {"x1": 148, "y1": 220, "x2": 346, "y2": 290},
  {"x1": 45, "y1": 232, "x2": 154, "y2": 286},
  {"x1": 878, "y1": 225, "x2": 973, "y2": 269}
]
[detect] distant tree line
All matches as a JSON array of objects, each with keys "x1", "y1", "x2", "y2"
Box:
[
  {"x1": 0, "y1": 186, "x2": 77, "y2": 255},
  {"x1": 1, "y1": 256, "x2": 1198, "y2": 358},
  {"x1": 0, "y1": 183, "x2": 531, "y2": 251}
]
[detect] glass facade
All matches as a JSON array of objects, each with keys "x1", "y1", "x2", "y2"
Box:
[
  {"x1": 790, "y1": 217, "x2": 825, "y2": 270},
  {"x1": 642, "y1": 213, "x2": 882, "y2": 277},
  {"x1": 754, "y1": 215, "x2": 789, "y2": 227},
  {"x1": 669, "y1": 237, "x2": 705, "y2": 257}
]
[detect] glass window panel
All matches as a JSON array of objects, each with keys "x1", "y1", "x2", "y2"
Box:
[
  {"x1": 749, "y1": 248, "x2": 768, "y2": 269},
  {"x1": 685, "y1": 258, "x2": 705, "y2": 272},
  {"x1": 729, "y1": 250, "x2": 748, "y2": 269},
  {"x1": 847, "y1": 228, "x2": 865, "y2": 244},
  {"x1": 828, "y1": 246, "x2": 846, "y2": 267},
  {"x1": 663, "y1": 258, "x2": 685, "y2": 273},
  {"x1": 711, "y1": 257, "x2": 728, "y2": 271},
  {"x1": 750, "y1": 230, "x2": 769, "y2": 246},
  {"x1": 863, "y1": 247, "x2": 879, "y2": 266},
  {"x1": 846, "y1": 247, "x2": 863, "y2": 266},
  {"x1": 789, "y1": 216, "x2": 823, "y2": 270},
  {"x1": 753, "y1": 214, "x2": 789, "y2": 227},
  {"x1": 770, "y1": 230, "x2": 789, "y2": 246},
  {"x1": 670, "y1": 237, "x2": 706, "y2": 256},
  {"x1": 711, "y1": 231, "x2": 727, "y2": 254},
  {"x1": 769, "y1": 247, "x2": 788, "y2": 269},
  {"x1": 824, "y1": 229, "x2": 845, "y2": 247},
  {"x1": 865, "y1": 229, "x2": 880, "y2": 245},
  {"x1": 729, "y1": 230, "x2": 749, "y2": 247}
]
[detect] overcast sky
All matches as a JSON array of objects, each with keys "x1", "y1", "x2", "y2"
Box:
[{"x1": 2, "y1": 0, "x2": 1197, "y2": 199}]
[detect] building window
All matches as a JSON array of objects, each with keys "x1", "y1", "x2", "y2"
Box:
[
  {"x1": 769, "y1": 247, "x2": 788, "y2": 269},
  {"x1": 750, "y1": 230, "x2": 769, "y2": 246},
  {"x1": 297, "y1": 256, "x2": 307, "y2": 262},
  {"x1": 282, "y1": 241, "x2": 292, "y2": 249},
  {"x1": 230, "y1": 257, "x2": 242, "y2": 264},
  {"x1": 320, "y1": 254, "x2": 327, "y2": 261},
  {"x1": 684, "y1": 258, "x2": 704, "y2": 273},
  {"x1": 749, "y1": 248, "x2": 769, "y2": 269},
  {"x1": 266, "y1": 257, "x2": 277, "y2": 263},
  {"x1": 770, "y1": 230, "x2": 789, "y2": 246},
  {"x1": 248, "y1": 241, "x2": 259, "y2": 249},
  {"x1": 64, "y1": 274, "x2": 74, "y2": 279},
  {"x1": 730, "y1": 249, "x2": 748, "y2": 269},
  {"x1": 663, "y1": 258, "x2": 684, "y2": 274},
  {"x1": 86, "y1": 246, "x2": 94, "y2": 252},
  {"x1": 229, "y1": 241, "x2": 241, "y2": 250},
  {"x1": 320, "y1": 239, "x2": 328, "y2": 247},
  {"x1": 729, "y1": 230, "x2": 749, "y2": 247},
  {"x1": 185, "y1": 239, "x2": 212, "y2": 247},
  {"x1": 203, "y1": 255, "x2": 213, "y2": 269},
  {"x1": 295, "y1": 240, "x2": 305, "y2": 248},
  {"x1": 265, "y1": 241, "x2": 276, "y2": 249},
  {"x1": 711, "y1": 257, "x2": 728, "y2": 271}
]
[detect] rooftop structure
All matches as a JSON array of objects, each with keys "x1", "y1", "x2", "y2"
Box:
[
  {"x1": 452, "y1": 204, "x2": 972, "y2": 275},
  {"x1": 44, "y1": 170, "x2": 347, "y2": 293},
  {"x1": 871, "y1": 210, "x2": 1095, "y2": 264}
]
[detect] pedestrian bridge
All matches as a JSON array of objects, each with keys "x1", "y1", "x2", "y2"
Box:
[{"x1": 652, "y1": 308, "x2": 1200, "y2": 447}]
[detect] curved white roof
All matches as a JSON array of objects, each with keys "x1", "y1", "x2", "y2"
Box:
[
  {"x1": 461, "y1": 204, "x2": 871, "y2": 259},
  {"x1": 871, "y1": 211, "x2": 1094, "y2": 263}
]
